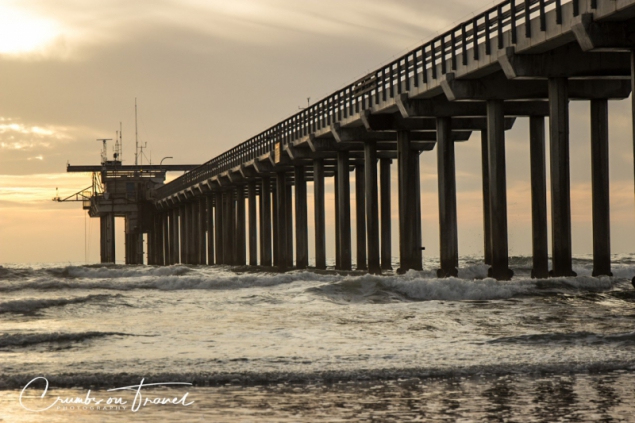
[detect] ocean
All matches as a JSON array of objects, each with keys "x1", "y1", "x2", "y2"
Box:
[{"x1": 1, "y1": 255, "x2": 635, "y2": 422}]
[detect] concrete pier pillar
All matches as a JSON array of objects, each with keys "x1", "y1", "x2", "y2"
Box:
[
  {"x1": 248, "y1": 182, "x2": 258, "y2": 266},
  {"x1": 163, "y1": 212, "x2": 170, "y2": 265},
  {"x1": 236, "y1": 186, "x2": 246, "y2": 266},
  {"x1": 190, "y1": 201, "x2": 199, "y2": 265},
  {"x1": 364, "y1": 142, "x2": 381, "y2": 274},
  {"x1": 337, "y1": 151, "x2": 352, "y2": 270},
  {"x1": 549, "y1": 77, "x2": 576, "y2": 277},
  {"x1": 380, "y1": 158, "x2": 392, "y2": 270},
  {"x1": 632, "y1": 51, "x2": 635, "y2": 287},
  {"x1": 276, "y1": 172, "x2": 289, "y2": 270},
  {"x1": 591, "y1": 99, "x2": 612, "y2": 277},
  {"x1": 272, "y1": 186, "x2": 279, "y2": 267},
  {"x1": 234, "y1": 189, "x2": 244, "y2": 265},
  {"x1": 436, "y1": 117, "x2": 459, "y2": 278},
  {"x1": 334, "y1": 169, "x2": 341, "y2": 269},
  {"x1": 207, "y1": 196, "x2": 214, "y2": 265},
  {"x1": 355, "y1": 164, "x2": 367, "y2": 270},
  {"x1": 198, "y1": 199, "x2": 206, "y2": 265},
  {"x1": 313, "y1": 159, "x2": 327, "y2": 269},
  {"x1": 222, "y1": 191, "x2": 234, "y2": 265},
  {"x1": 214, "y1": 191, "x2": 223, "y2": 264},
  {"x1": 530, "y1": 116, "x2": 549, "y2": 279},
  {"x1": 487, "y1": 100, "x2": 513, "y2": 280},
  {"x1": 180, "y1": 204, "x2": 187, "y2": 264},
  {"x1": 189, "y1": 201, "x2": 198, "y2": 264},
  {"x1": 100, "y1": 213, "x2": 116, "y2": 263},
  {"x1": 480, "y1": 130, "x2": 493, "y2": 265},
  {"x1": 285, "y1": 183, "x2": 293, "y2": 265},
  {"x1": 260, "y1": 177, "x2": 272, "y2": 266},
  {"x1": 171, "y1": 208, "x2": 179, "y2": 264},
  {"x1": 397, "y1": 130, "x2": 422, "y2": 272},
  {"x1": 295, "y1": 166, "x2": 309, "y2": 269}
]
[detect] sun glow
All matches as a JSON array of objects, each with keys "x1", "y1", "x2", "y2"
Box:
[{"x1": 0, "y1": 5, "x2": 60, "y2": 55}]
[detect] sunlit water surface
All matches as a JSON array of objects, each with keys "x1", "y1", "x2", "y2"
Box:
[{"x1": 1, "y1": 255, "x2": 634, "y2": 421}]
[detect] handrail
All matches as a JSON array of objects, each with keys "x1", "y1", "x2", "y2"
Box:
[{"x1": 157, "y1": 0, "x2": 582, "y2": 201}]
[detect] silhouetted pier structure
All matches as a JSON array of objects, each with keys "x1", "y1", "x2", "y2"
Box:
[{"x1": 145, "y1": 0, "x2": 633, "y2": 279}]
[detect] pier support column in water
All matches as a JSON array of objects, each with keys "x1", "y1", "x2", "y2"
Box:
[
  {"x1": 100, "y1": 213, "x2": 116, "y2": 263},
  {"x1": 272, "y1": 186, "x2": 279, "y2": 267},
  {"x1": 190, "y1": 201, "x2": 198, "y2": 264},
  {"x1": 631, "y1": 50, "x2": 635, "y2": 287},
  {"x1": 171, "y1": 208, "x2": 179, "y2": 265},
  {"x1": 380, "y1": 158, "x2": 392, "y2": 270},
  {"x1": 214, "y1": 191, "x2": 223, "y2": 265},
  {"x1": 260, "y1": 177, "x2": 272, "y2": 267},
  {"x1": 236, "y1": 186, "x2": 246, "y2": 266},
  {"x1": 313, "y1": 159, "x2": 327, "y2": 269},
  {"x1": 285, "y1": 183, "x2": 293, "y2": 266},
  {"x1": 436, "y1": 117, "x2": 459, "y2": 278},
  {"x1": 355, "y1": 163, "x2": 367, "y2": 271},
  {"x1": 591, "y1": 99, "x2": 612, "y2": 277},
  {"x1": 276, "y1": 172, "x2": 290, "y2": 270},
  {"x1": 190, "y1": 201, "x2": 199, "y2": 265},
  {"x1": 222, "y1": 191, "x2": 233, "y2": 265},
  {"x1": 364, "y1": 142, "x2": 381, "y2": 274},
  {"x1": 206, "y1": 195, "x2": 214, "y2": 265},
  {"x1": 248, "y1": 182, "x2": 258, "y2": 266},
  {"x1": 295, "y1": 165, "x2": 308, "y2": 269},
  {"x1": 180, "y1": 204, "x2": 187, "y2": 264},
  {"x1": 549, "y1": 77, "x2": 576, "y2": 277},
  {"x1": 337, "y1": 150, "x2": 352, "y2": 270},
  {"x1": 480, "y1": 130, "x2": 492, "y2": 266},
  {"x1": 397, "y1": 130, "x2": 422, "y2": 272},
  {"x1": 487, "y1": 100, "x2": 513, "y2": 280},
  {"x1": 161, "y1": 214, "x2": 171, "y2": 266},
  {"x1": 198, "y1": 198, "x2": 206, "y2": 265},
  {"x1": 334, "y1": 169, "x2": 340, "y2": 269},
  {"x1": 530, "y1": 116, "x2": 549, "y2": 279}
]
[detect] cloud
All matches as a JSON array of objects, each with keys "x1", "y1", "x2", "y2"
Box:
[
  {"x1": 8, "y1": 0, "x2": 494, "y2": 60},
  {"x1": 0, "y1": 118, "x2": 74, "y2": 151}
]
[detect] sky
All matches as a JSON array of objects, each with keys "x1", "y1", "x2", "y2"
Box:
[{"x1": 0, "y1": 0, "x2": 634, "y2": 264}]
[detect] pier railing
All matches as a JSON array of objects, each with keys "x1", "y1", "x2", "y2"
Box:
[{"x1": 156, "y1": 0, "x2": 586, "y2": 199}]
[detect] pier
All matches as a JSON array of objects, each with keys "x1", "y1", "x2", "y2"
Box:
[{"x1": 72, "y1": 0, "x2": 635, "y2": 280}]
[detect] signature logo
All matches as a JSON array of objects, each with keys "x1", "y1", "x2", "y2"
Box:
[{"x1": 20, "y1": 377, "x2": 195, "y2": 413}]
